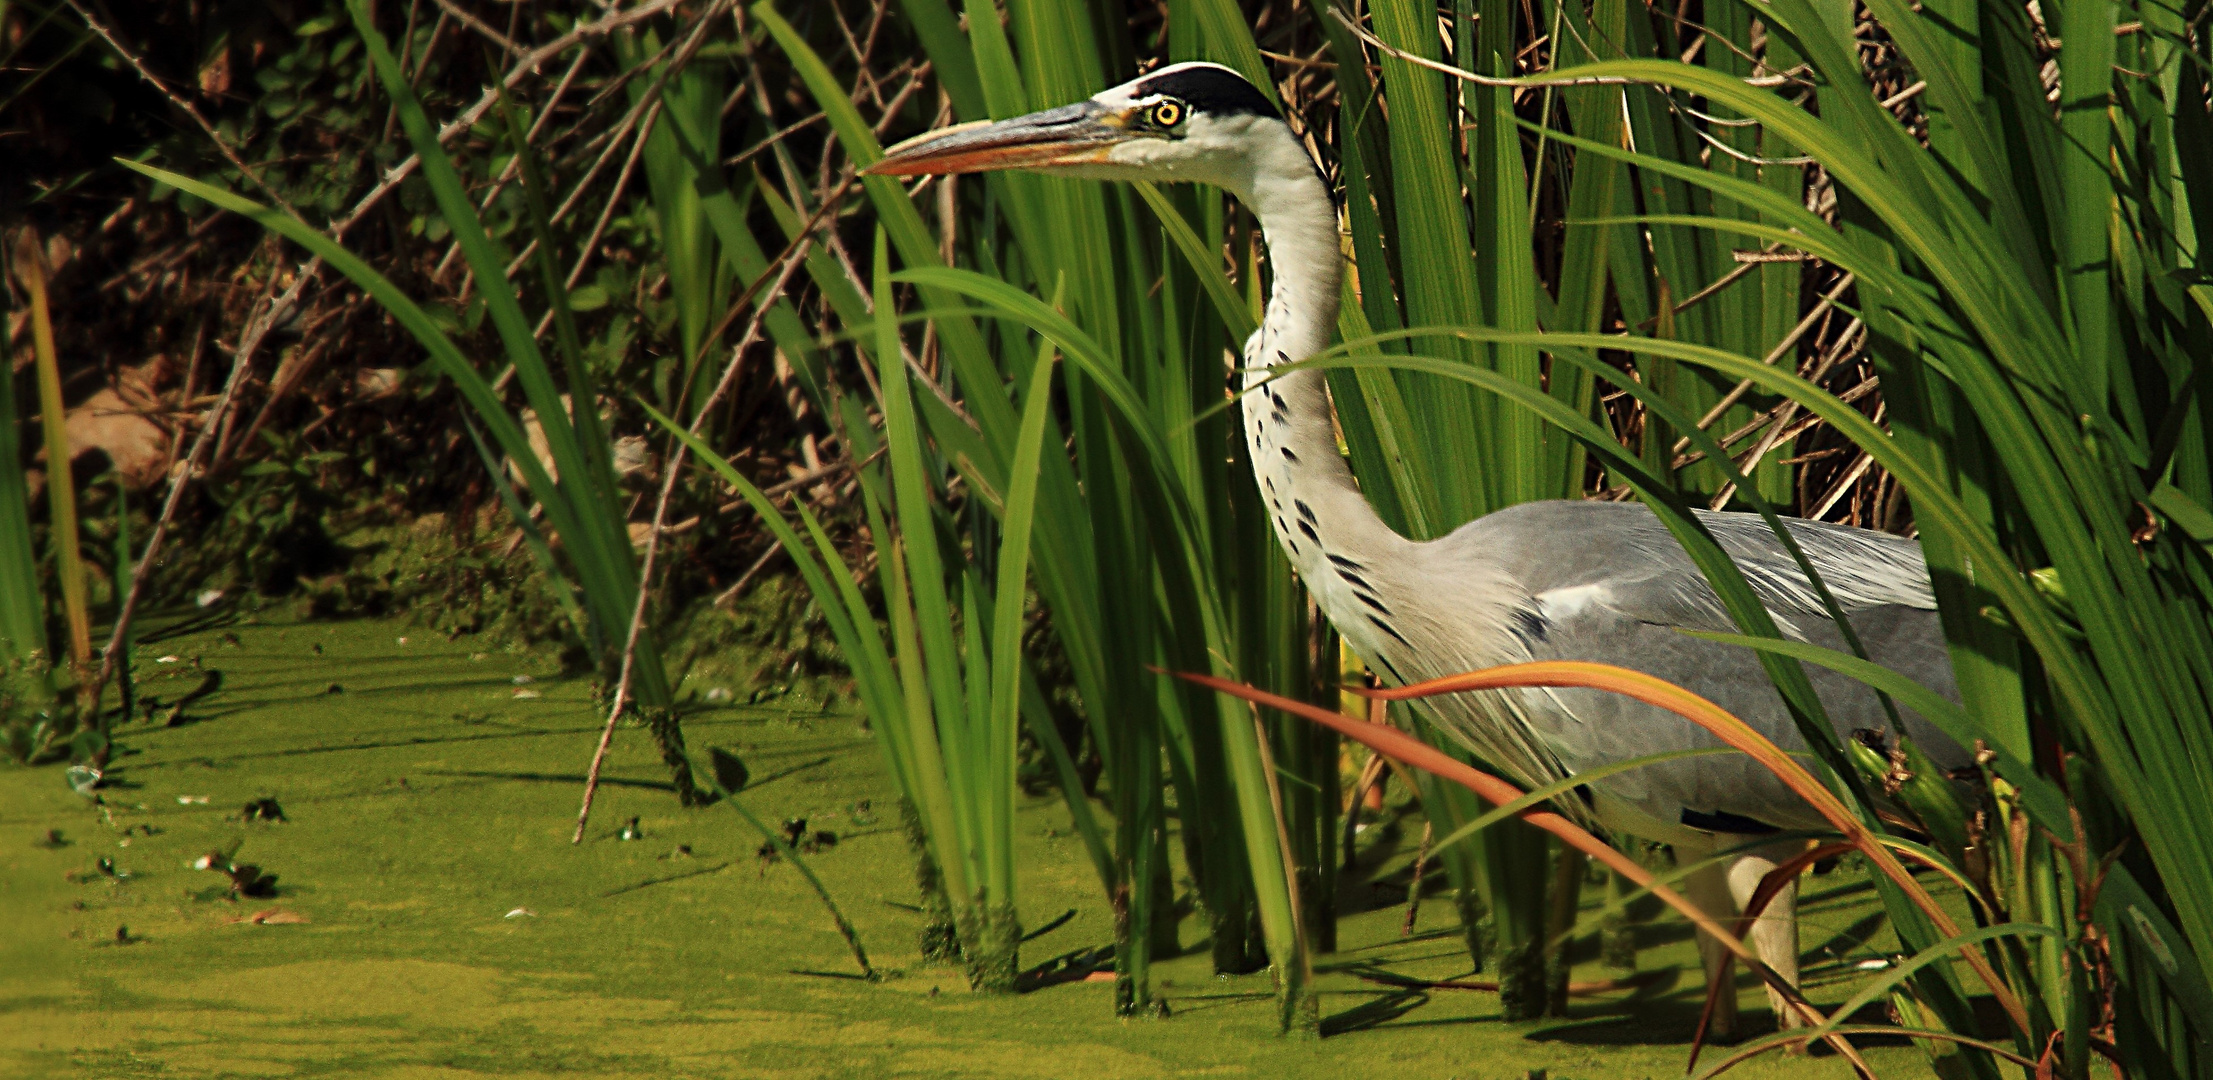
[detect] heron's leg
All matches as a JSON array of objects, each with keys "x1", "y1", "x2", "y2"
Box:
[
  {"x1": 1726, "y1": 844, "x2": 1804, "y2": 1032},
  {"x1": 1678, "y1": 845, "x2": 1741, "y2": 1042}
]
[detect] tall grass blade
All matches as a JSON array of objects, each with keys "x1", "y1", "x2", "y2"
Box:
[
  {"x1": 17, "y1": 232, "x2": 90, "y2": 680},
  {"x1": 0, "y1": 245, "x2": 45, "y2": 663},
  {"x1": 985, "y1": 335, "x2": 1060, "y2": 941}
]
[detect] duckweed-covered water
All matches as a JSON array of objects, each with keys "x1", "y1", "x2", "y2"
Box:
[{"x1": 2, "y1": 616, "x2": 1934, "y2": 1078}]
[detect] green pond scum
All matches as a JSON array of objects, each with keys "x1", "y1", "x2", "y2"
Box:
[{"x1": 3, "y1": 617, "x2": 1937, "y2": 1078}]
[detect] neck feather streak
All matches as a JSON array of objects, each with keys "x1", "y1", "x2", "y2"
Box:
[{"x1": 1231, "y1": 132, "x2": 1406, "y2": 662}]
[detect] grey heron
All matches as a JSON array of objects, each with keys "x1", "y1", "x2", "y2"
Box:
[{"x1": 869, "y1": 61, "x2": 1968, "y2": 1037}]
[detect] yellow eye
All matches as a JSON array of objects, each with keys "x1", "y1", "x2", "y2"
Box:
[{"x1": 1151, "y1": 100, "x2": 1184, "y2": 127}]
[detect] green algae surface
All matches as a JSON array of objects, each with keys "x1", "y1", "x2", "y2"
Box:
[{"x1": 2, "y1": 616, "x2": 1938, "y2": 1079}]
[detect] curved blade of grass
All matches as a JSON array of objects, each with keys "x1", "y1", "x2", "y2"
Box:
[
  {"x1": 1360, "y1": 659, "x2": 2022, "y2": 1026},
  {"x1": 646, "y1": 399, "x2": 981, "y2": 923},
  {"x1": 1679, "y1": 632, "x2": 2067, "y2": 825},
  {"x1": 1766, "y1": 1026, "x2": 2043, "y2": 1071},
  {"x1": 498, "y1": 91, "x2": 621, "y2": 516},
  {"x1": 636, "y1": 401, "x2": 916, "y2": 808},
  {"x1": 1167, "y1": 667, "x2": 1865, "y2": 1065},
  {"x1": 1869, "y1": 834, "x2": 1991, "y2": 910},
  {"x1": 2098, "y1": 866, "x2": 2213, "y2": 1040},
  {"x1": 870, "y1": 233, "x2": 973, "y2": 860}
]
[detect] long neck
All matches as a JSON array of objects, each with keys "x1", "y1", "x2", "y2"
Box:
[{"x1": 1232, "y1": 135, "x2": 1409, "y2": 647}]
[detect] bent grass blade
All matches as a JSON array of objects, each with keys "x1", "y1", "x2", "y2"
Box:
[
  {"x1": 1357, "y1": 660, "x2": 2025, "y2": 1030},
  {"x1": 1167, "y1": 668, "x2": 1871, "y2": 1071}
]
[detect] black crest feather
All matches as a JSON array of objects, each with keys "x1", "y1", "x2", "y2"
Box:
[{"x1": 1132, "y1": 65, "x2": 1279, "y2": 119}]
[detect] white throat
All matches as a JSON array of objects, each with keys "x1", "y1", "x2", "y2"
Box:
[{"x1": 1220, "y1": 122, "x2": 1412, "y2": 673}]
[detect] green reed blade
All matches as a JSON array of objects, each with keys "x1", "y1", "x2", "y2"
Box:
[
  {"x1": 703, "y1": 767, "x2": 877, "y2": 981},
  {"x1": 1132, "y1": 181, "x2": 1253, "y2": 340},
  {"x1": 871, "y1": 233, "x2": 974, "y2": 831},
  {"x1": 1177, "y1": 0, "x2": 1273, "y2": 89},
  {"x1": 1332, "y1": 295, "x2": 1434, "y2": 536},
  {"x1": 21, "y1": 238, "x2": 89, "y2": 678},
  {"x1": 0, "y1": 259, "x2": 44, "y2": 662},
  {"x1": 986, "y1": 339, "x2": 1058, "y2": 912},
  {"x1": 665, "y1": 384, "x2": 975, "y2": 918},
  {"x1": 1542, "y1": 0, "x2": 1630, "y2": 493}
]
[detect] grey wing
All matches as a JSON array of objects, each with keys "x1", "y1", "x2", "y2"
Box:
[
  {"x1": 1443, "y1": 501, "x2": 1967, "y2": 835},
  {"x1": 1475, "y1": 501, "x2": 1935, "y2": 633}
]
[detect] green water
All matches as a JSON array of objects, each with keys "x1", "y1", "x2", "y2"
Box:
[{"x1": 2, "y1": 616, "x2": 1933, "y2": 1078}]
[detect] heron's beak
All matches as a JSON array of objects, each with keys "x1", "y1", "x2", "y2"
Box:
[{"x1": 865, "y1": 102, "x2": 1135, "y2": 176}]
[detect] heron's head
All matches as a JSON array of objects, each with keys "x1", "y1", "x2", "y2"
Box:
[{"x1": 865, "y1": 63, "x2": 1307, "y2": 200}]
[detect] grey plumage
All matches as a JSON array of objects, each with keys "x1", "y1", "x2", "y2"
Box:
[{"x1": 1399, "y1": 501, "x2": 1967, "y2": 840}]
